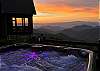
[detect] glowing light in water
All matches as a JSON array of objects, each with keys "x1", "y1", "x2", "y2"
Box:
[
  {"x1": 24, "y1": 52, "x2": 38, "y2": 60},
  {"x1": 30, "y1": 52, "x2": 38, "y2": 59}
]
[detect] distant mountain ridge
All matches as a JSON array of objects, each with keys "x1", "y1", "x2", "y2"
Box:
[
  {"x1": 34, "y1": 21, "x2": 98, "y2": 29},
  {"x1": 59, "y1": 25, "x2": 100, "y2": 43},
  {"x1": 38, "y1": 25, "x2": 64, "y2": 31},
  {"x1": 33, "y1": 21, "x2": 99, "y2": 43},
  {"x1": 70, "y1": 24, "x2": 93, "y2": 31}
]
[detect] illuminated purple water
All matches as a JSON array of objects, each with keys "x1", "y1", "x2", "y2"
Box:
[{"x1": 0, "y1": 49, "x2": 87, "y2": 71}]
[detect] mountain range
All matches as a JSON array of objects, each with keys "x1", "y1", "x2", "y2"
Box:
[
  {"x1": 33, "y1": 21, "x2": 100, "y2": 43},
  {"x1": 34, "y1": 21, "x2": 98, "y2": 29}
]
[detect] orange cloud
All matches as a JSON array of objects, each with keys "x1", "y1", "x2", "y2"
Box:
[{"x1": 33, "y1": 2, "x2": 98, "y2": 24}]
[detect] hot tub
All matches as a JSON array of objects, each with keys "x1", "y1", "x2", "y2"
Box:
[{"x1": 0, "y1": 44, "x2": 93, "y2": 71}]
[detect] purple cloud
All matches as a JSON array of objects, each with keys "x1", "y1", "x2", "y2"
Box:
[{"x1": 35, "y1": 0, "x2": 98, "y2": 8}]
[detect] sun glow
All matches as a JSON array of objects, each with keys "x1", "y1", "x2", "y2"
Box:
[{"x1": 33, "y1": 1, "x2": 98, "y2": 24}]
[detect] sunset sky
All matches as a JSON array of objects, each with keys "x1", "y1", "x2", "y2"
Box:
[{"x1": 33, "y1": 0, "x2": 98, "y2": 24}]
